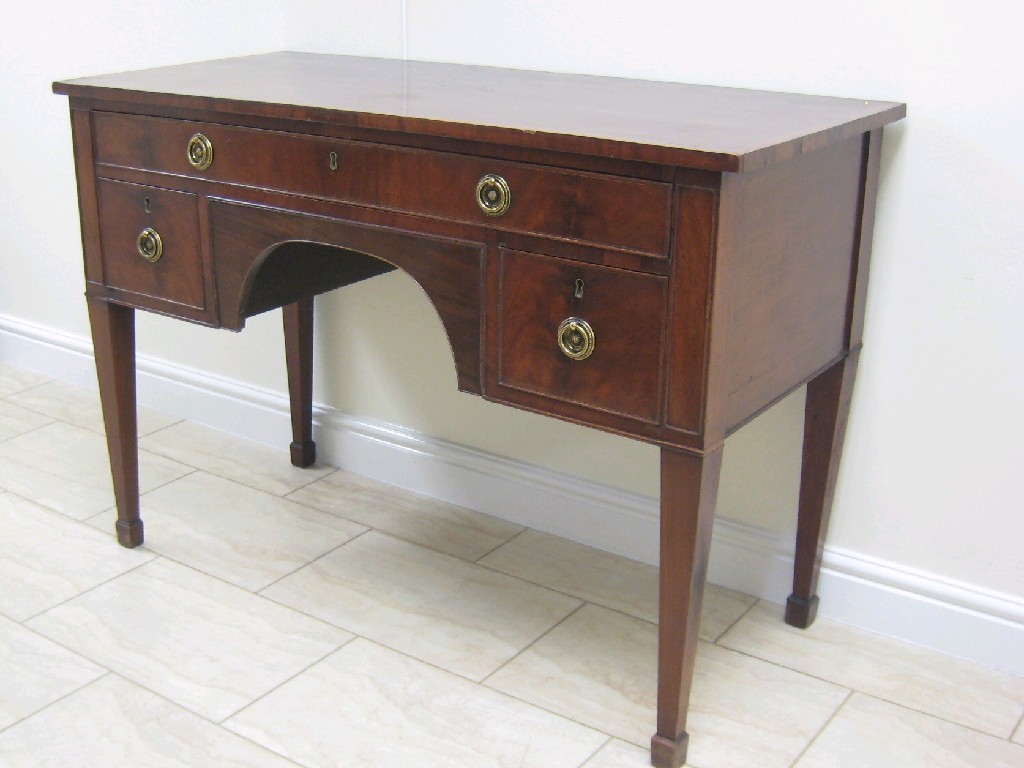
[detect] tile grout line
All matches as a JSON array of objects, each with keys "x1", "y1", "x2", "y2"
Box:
[
  {"x1": 0, "y1": 415, "x2": 57, "y2": 445},
  {"x1": 247, "y1": 581, "x2": 679, "y2": 751},
  {"x1": 282, "y1": 464, "x2": 341, "y2": 497},
  {"x1": 350, "y1": 633, "x2": 625, "y2": 743},
  {"x1": 254, "y1": 527, "x2": 374, "y2": 594},
  {"x1": 0, "y1": 377, "x2": 58, "y2": 405},
  {"x1": 0, "y1": 671, "x2": 114, "y2": 738},
  {"x1": 480, "y1": 600, "x2": 589, "y2": 687},
  {"x1": 217, "y1": 633, "x2": 360, "y2": 727},
  {"x1": 471, "y1": 525, "x2": 529, "y2": 563},
  {"x1": 573, "y1": 735, "x2": 614, "y2": 768},
  {"x1": 136, "y1": 418, "x2": 186, "y2": 441},
  {"x1": 470, "y1": 554, "x2": 663, "y2": 629},
  {"x1": 787, "y1": 688, "x2": 854, "y2": 767},
  {"x1": 716, "y1": 638, "x2": 1024, "y2": 743},
  {"x1": 711, "y1": 595, "x2": 760, "y2": 644},
  {"x1": 19, "y1": 547, "x2": 157, "y2": 625},
  {"x1": 1010, "y1": 706, "x2": 1024, "y2": 743},
  {"x1": 99, "y1": 671, "x2": 310, "y2": 768}
]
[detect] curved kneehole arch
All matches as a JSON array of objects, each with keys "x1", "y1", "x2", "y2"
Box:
[{"x1": 210, "y1": 200, "x2": 485, "y2": 394}]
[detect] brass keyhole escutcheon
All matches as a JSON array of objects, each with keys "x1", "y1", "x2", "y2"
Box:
[
  {"x1": 136, "y1": 227, "x2": 163, "y2": 263},
  {"x1": 186, "y1": 133, "x2": 214, "y2": 170},
  {"x1": 574, "y1": 278, "x2": 585, "y2": 299},
  {"x1": 557, "y1": 316, "x2": 595, "y2": 361},
  {"x1": 329, "y1": 151, "x2": 338, "y2": 171},
  {"x1": 476, "y1": 173, "x2": 511, "y2": 217}
]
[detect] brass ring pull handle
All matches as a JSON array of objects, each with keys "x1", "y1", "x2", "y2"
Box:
[
  {"x1": 557, "y1": 316, "x2": 595, "y2": 361},
  {"x1": 186, "y1": 133, "x2": 214, "y2": 170},
  {"x1": 476, "y1": 173, "x2": 511, "y2": 216},
  {"x1": 136, "y1": 227, "x2": 163, "y2": 263}
]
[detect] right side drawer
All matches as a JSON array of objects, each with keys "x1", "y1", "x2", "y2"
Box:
[
  {"x1": 95, "y1": 178, "x2": 207, "y2": 316},
  {"x1": 492, "y1": 248, "x2": 668, "y2": 424}
]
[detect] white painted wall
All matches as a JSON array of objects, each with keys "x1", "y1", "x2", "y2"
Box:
[{"x1": 2, "y1": 1, "x2": 1021, "y2": 619}]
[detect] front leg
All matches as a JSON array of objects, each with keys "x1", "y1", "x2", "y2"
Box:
[
  {"x1": 283, "y1": 297, "x2": 316, "y2": 467},
  {"x1": 88, "y1": 298, "x2": 142, "y2": 547},
  {"x1": 786, "y1": 351, "x2": 859, "y2": 627},
  {"x1": 651, "y1": 446, "x2": 723, "y2": 768}
]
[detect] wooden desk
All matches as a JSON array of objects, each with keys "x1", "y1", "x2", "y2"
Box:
[{"x1": 54, "y1": 53, "x2": 904, "y2": 768}]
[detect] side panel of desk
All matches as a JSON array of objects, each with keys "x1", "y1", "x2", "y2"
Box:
[{"x1": 712, "y1": 134, "x2": 867, "y2": 437}]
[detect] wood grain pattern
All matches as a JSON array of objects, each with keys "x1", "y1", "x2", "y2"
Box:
[
  {"x1": 95, "y1": 179, "x2": 205, "y2": 312},
  {"x1": 87, "y1": 299, "x2": 142, "y2": 547},
  {"x1": 54, "y1": 52, "x2": 905, "y2": 172},
  {"x1": 494, "y1": 249, "x2": 667, "y2": 424},
  {"x1": 92, "y1": 111, "x2": 673, "y2": 257},
  {"x1": 786, "y1": 352, "x2": 859, "y2": 628},
  {"x1": 664, "y1": 185, "x2": 716, "y2": 436},
  {"x1": 652, "y1": 446, "x2": 723, "y2": 768},
  {"x1": 208, "y1": 200, "x2": 485, "y2": 395}
]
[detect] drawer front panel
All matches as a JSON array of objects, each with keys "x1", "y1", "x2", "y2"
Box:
[
  {"x1": 496, "y1": 249, "x2": 666, "y2": 423},
  {"x1": 96, "y1": 178, "x2": 204, "y2": 309},
  {"x1": 92, "y1": 112, "x2": 671, "y2": 256}
]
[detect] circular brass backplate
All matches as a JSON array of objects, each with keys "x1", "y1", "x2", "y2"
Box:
[
  {"x1": 476, "y1": 173, "x2": 511, "y2": 216},
  {"x1": 136, "y1": 227, "x2": 163, "y2": 263},
  {"x1": 186, "y1": 133, "x2": 214, "y2": 170},
  {"x1": 557, "y1": 316, "x2": 595, "y2": 361}
]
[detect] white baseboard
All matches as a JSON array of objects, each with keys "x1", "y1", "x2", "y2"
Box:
[{"x1": 3, "y1": 313, "x2": 1023, "y2": 676}]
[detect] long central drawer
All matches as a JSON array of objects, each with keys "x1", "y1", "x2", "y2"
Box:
[{"x1": 91, "y1": 112, "x2": 672, "y2": 257}]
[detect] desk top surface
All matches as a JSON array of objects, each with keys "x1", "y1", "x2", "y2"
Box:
[{"x1": 54, "y1": 52, "x2": 904, "y2": 173}]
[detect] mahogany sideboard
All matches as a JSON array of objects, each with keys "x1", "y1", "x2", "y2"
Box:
[{"x1": 54, "y1": 53, "x2": 904, "y2": 768}]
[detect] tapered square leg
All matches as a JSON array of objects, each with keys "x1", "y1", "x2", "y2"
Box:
[
  {"x1": 652, "y1": 446, "x2": 723, "y2": 768},
  {"x1": 283, "y1": 297, "x2": 316, "y2": 467},
  {"x1": 786, "y1": 352, "x2": 859, "y2": 628},
  {"x1": 87, "y1": 298, "x2": 143, "y2": 548}
]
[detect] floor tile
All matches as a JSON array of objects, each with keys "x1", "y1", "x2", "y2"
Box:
[
  {"x1": 795, "y1": 693, "x2": 1024, "y2": 768},
  {"x1": 288, "y1": 468, "x2": 523, "y2": 560},
  {"x1": 139, "y1": 421, "x2": 332, "y2": 496},
  {"x1": 719, "y1": 602, "x2": 1024, "y2": 738},
  {"x1": 0, "y1": 493, "x2": 153, "y2": 621},
  {"x1": 262, "y1": 531, "x2": 581, "y2": 681},
  {"x1": 582, "y1": 739, "x2": 658, "y2": 767},
  {"x1": 479, "y1": 528, "x2": 755, "y2": 638},
  {"x1": 685, "y1": 641, "x2": 848, "y2": 768},
  {"x1": 0, "y1": 616, "x2": 105, "y2": 731},
  {"x1": 226, "y1": 638, "x2": 606, "y2": 768},
  {"x1": 484, "y1": 604, "x2": 656, "y2": 747},
  {"x1": 486, "y1": 604, "x2": 848, "y2": 768},
  {"x1": 0, "y1": 422, "x2": 192, "y2": 520},
  {"x1": 0, "y1": 674, "x2": 302, "y2": 767},
  {"x1": 89, "y1": 472, "x2": 367, "y2": 591},
  {"x1": 27, "y1": 558, "x2": 351, "y2": 721},
  {"x1": 0, "y1": 363, "x2": 50, "y2": 397},
  {"x1": 0, "y1": 400, "x2": 53, "y2": 443},
  {"x1": 7, "y1": 379, "x2": 180, "y2": 437},
  {"x1": 480, "y1": 528, "x2": 660, "y2": 620}
]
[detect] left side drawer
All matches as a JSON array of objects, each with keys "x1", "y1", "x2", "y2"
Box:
[{"x1": 95, "y1": 179, "x2": 206, "y2": 312}]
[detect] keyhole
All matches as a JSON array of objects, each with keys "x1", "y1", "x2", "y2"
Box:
[
  {"x1": 328, "y1": 151, "x2": 338, "y2": 171},
  {"x1": 574, "y1": 278, "x2": 585, "y2": 299},
  {"x1": 143, "y1": 197, "x2": 151, "y2": 214}
]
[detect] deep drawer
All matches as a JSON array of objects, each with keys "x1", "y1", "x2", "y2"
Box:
[
  {"x1": 493, "y1": 248, "x2": 667, "y2": 423},
  {"x1": 95, "y1": 178, "x2": 205, "y2": 311},
  {"x1": 92, "y1": 112, "x2": 672, "y2": 257}
]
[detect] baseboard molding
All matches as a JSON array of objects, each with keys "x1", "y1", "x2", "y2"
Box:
[{"x1": 3, "y1": 313, "x2": 1023, "y2": 676}]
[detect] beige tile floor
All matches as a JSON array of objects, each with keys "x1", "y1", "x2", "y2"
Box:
[{"x1": 1, "y1": 361, "x2": 1022, "y2": 768}]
